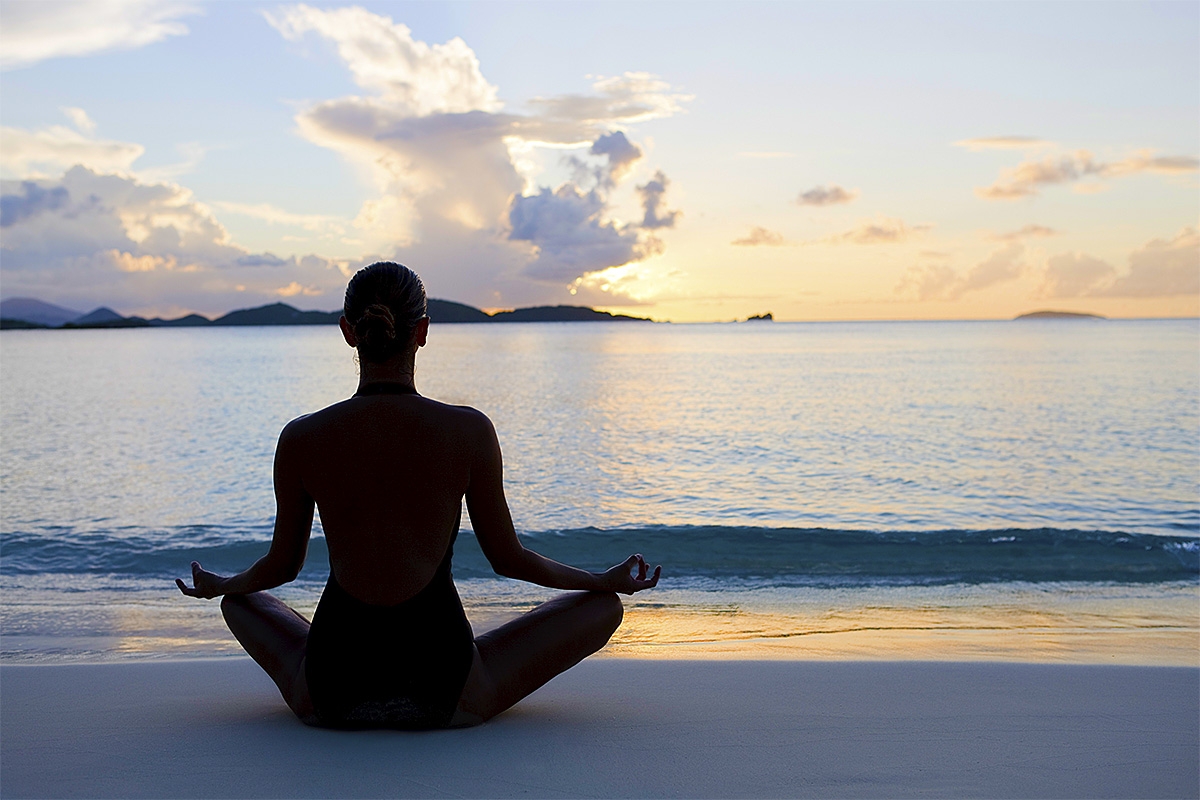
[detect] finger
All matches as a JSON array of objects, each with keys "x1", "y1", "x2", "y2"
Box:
[
  {"x1": 650, "y1": 565, "x2": 661, "y2": 586},
  {"x1": 191, "y1": 561, "x2": 201, "y2": 577},
  {"x1": 636, "y1": 557, "x2": 648, "y2": 581},
  {"x1": 175, "y1": 578, "x2": 195, "y2": 596}
]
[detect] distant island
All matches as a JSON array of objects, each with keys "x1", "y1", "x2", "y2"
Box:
[
  {"x1": 744, "y1": 312, "x2": 773, "y2": 322},
  {"x1": 1014, "y1": 310, "x2": 1106, "y2": 320},
  {"x1": 0, "y1": 297, "x2": 654, "y2": 330}
]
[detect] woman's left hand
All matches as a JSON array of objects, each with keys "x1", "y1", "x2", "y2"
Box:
[
  {"x1": 601, "y1": 554, "x2": 661, "y2": 595},
  {"x1": 175, "y1": 561, "x2": 226, "y2": 599}
]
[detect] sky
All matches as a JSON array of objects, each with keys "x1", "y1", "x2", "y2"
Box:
[{"x1": 1, "y1": 1, "x2": 1196, "y2": 322}]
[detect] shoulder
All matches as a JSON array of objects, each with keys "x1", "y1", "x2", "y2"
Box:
[
  {"x1": 427, "y1": 400, "x2": 496, "y2": 440},
  {"x1": 276, "y1": 398, "x2": 353, "y2": 445}
]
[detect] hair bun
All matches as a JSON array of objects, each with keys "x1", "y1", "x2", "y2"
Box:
[
  {"x1": 355, "y1": 303, "x2": 397, "y2": 348},
  {"x1": 343, "y1": 262, "x2": 427, "y2": 363}
]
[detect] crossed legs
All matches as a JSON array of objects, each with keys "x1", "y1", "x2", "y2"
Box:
[{"x1": 219, "y1": 590, "x2": 623, "y2": 728}]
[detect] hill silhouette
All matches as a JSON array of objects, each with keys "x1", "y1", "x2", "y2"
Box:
[{"x1": 1, "y1": 296, "x2": 651, "y2": 329}]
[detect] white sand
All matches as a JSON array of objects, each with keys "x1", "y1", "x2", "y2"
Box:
[{"x1": 2, "y1": 658, "x2": 1196, "y2": 799}]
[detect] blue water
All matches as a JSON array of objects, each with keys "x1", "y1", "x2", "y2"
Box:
[{"x1": 1, "y1": 320, "x2": 1197, "y2": 663}]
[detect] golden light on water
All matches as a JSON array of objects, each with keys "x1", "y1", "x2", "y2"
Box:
[{"x1": 596, "y1": 587, "x2": 1200, "y2": 666}]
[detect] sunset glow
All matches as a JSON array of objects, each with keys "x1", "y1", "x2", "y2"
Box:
[{"x1": 1, "y1": 1, "x2": 1196, "y2": 321}]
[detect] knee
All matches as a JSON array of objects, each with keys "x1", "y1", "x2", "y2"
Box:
[
  {"x1": 219, "y1": 592, "x2": 248, "y2": 623},
  {"x1": 589, "y1": 591, "x2": 624, "y2": 633}
]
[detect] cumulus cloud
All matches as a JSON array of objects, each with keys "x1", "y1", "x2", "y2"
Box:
[
  {"x1": 508, "y1": 185, "x2": 653, "y2": 282},
  {"x1": 1040, "y1": 253, "x2": 1118, "y2": 298},
  {"x1": 896, "y1": 243, "x2": 1027, "y2": 300},
  {"x1": 0, "y1": 181, "x2": 69, "y2": 227},
  {"x1": 731, "y1": 226, "x2": 788, "y2": 247},
  {"x1": 1041, "y1": 227, "x2": 1200, "y2": 298},
  {"x1": 270, "y1": 4, "x2": 685, "y2": 304},
  {"x1": 796, "y1": 184, "x2": 858, "y2": 206},
  {"x1": 960, "y1": 242, "x2": 1026, "y2": 294},
  {"x1": 976, "y1": 149, "x2": 1199, "y2": 200},
  {"x1": 990, "y1": 224, "x2": 1058, "y2": 241},
  {"x1": 823, "y1": 217, "x2": 930, "y2": 245},
  {"x1": 1106, "y1": 227, "x2": 1200, "y2": 296},
  {"x1": 1, "y1": 0, "x2": 199, "y2": 69},
  {"x1": 1, "y1": 108, "x2": 144, "y2": 178},
  {"x1": 266, "y1": 4, "x2": 499, "y2": 117},
  {"x1": 895, "y1": 263, "x2": 960, "y2": 301},
  {"x1": 589, "y1": 131, "x2": 643, "y2": 186},
  {"x1": 2, "y1": 4, "x2": 685, "y2": 312},
  {"x1": 0, "y1": 166, "x2": 355, "y2": 314},
  {"x1": 637, "y1": 170, "x2": 679, "y2": 230},
  {"x1": 954, "y1": 136, "x2": 1052, "y2": 151}
]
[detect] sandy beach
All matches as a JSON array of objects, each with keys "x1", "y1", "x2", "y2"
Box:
[{"x1": 2, "y1": 657, "x2": 1196, "y2": 799}]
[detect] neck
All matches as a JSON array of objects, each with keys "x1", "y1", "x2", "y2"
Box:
[{"x1": 357, "y1": 353, "x2": 417, "y2": 390}]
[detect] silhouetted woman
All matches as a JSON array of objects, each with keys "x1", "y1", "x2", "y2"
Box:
[{"x1": 177, "y1": 261, "x2": 660, "y2": 728}]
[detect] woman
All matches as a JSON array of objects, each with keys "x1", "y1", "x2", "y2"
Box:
[{"x1": 177, "y1": 262, "x2": 660, "y2": 729}]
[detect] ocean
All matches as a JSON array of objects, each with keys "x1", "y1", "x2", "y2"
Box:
[{"x1": 1, "y1": 319, "x2": 1197, "y2": 664}]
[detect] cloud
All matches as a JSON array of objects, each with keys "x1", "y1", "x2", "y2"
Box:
[
  {"x1": 266, "y1": 5, "x2": 499, "y2": 118},
  {"x1": 896, "y1": 243, "x2": 1026, "y2": 300},
  {"x1": 895, "y1": 263, "x2": 960, "y2": 301},
  {"x1": 1039, "y1": 227, "x2": 1199, "y2": 298},
  {"x1": 990, "y1": 224, "x2": 1058, "y2": 241},
  {"x1": 637, "y1": 170, "x2": 679, "y2": 230},
  {"x1": 508, "y1": 185, "x2": 653, "y2": 282},
  {"x1": 1, "y1": 0, "x2": 199, "y2": 69},
  {"x1": 731, "y1": 226, "x2": 788, "y2": 247},
  {"x1": 0, "y1": 181, "x2": 69, "y2": 227},
  {"x1": 276, "y1": 281, "x2": 323, "y2": 297},
  {"x1": 213, "y1": 201, "x2": 346, "y2": 234},
  {"x1": 271, "y1": 5, "x2": 685, "y2": 305},
  {"x1": 1, "y1": 109, "x2": 144, "y2": 178},
  {"x1": 976, "y1": 149, "x2": 1199, "y2": 199},
  {"x1": 824, "y1": 217, "x2": 930, "y2": 245},
  {"x1": 525, "y1": 72, "x2": 691, "y2": 129},
  {"x1": 796, "y1": 185, "x2": 858, "y2": 207},
  {"x1": 589, "y1": 131, "x2": 643, "y2": 186},
  {"x1": 0, "y1": 166, "x2": 355, "y2": 314},
  {"x1": 1040, "y1": 253, "x2": 1118, "y2": 298},
  {"x1": 960, "y1": 242, "x2": 1026, "y2": 294},
  {"x1": 60, "y1": 107, "x2": 96, "y2": 135},
  {"x1": 954, "y1": 136, "x2": 1052, "y2": 151},
  {"x1": 1105, "y1": 226, "x2": 1200, "y2": 296}
]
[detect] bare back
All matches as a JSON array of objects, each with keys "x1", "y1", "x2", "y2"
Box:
[{"x1": 281, "y1": 392, "x2": 488, "y2": 605}]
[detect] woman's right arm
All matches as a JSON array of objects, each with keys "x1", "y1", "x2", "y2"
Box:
[
  {"x1": 177, "y1": 420, "x2": 314, "y2": 599},
  {"x1": 464, "y1": 411, "x2": 660, "y2": 595}
]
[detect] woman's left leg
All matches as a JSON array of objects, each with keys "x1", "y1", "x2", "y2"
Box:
[{"x1": 220, "y1": 592, "x2": 317, "y2": 724}]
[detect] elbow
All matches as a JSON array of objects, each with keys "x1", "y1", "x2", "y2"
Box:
[{"x1": 490, "y1": 547, "x2": 529, "y2": 580}]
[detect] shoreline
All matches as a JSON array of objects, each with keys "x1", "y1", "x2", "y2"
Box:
[{"x1": 3, "y1": 657, "x2": 1196, "y2": 798}]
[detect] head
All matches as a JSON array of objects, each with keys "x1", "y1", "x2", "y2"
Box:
[{"x1": 340, "y1": 262, "x2": 429, "y2": 363}]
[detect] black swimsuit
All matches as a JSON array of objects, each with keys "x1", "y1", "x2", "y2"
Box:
[{"x1": 304, "y1": 382, "x2": 475, "y2": 729}]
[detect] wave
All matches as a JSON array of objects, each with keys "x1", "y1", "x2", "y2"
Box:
[{"x1": 1, "y1": 525, "x2": 1196, "y2": 588}]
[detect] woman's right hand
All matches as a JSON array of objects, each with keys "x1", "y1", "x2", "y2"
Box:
[{"x1": 601, "y1": 554, "x2": 661, "y2": 595}]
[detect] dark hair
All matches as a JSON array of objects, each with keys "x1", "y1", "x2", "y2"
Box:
[{"x1": 343, "y1": 262, "x2": 427, "y2": 363}]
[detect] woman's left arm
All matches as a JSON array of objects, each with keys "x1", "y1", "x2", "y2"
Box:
[{"x1": 177, "y1": 422, "x2": 314, "y2": 599}]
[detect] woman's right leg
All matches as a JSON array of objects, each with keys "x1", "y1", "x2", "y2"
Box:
[
  {"x1": 450, "y1": 591, "x2": 623, "y2": 725},
  {"x1": 220, "y1": 592, "x2": 317, "y2": 724}
]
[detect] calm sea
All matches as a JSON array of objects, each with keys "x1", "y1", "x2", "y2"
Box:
[{"x1": 1, "y1": 319, "x2": 1197, "y2": 664}]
